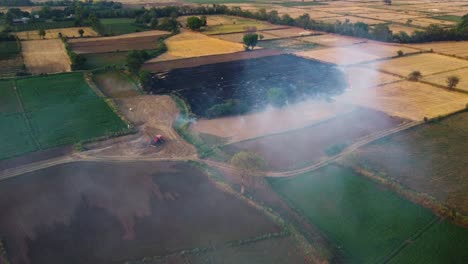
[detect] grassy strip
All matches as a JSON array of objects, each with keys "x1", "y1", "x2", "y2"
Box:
[{"x1": 171, "y1": 95, "x2": 226, "y2": 159}]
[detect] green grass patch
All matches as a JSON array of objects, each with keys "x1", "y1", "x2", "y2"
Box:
[
  {"x1": 432, "y1": 15, "x2": 462, "y2": 23},
  {"x1": 11, "y1": 20, "x2": 75, "y2": 32},
  {"x1": 278, "y1": 1, "x2": 327, "y2": 7},
  {"x1": 100, "y1": 18, "x2": 148, "y2": 35},
  {"x1": 388, "y1": 220, "x2": 468, "y2": 263},
  {"x1": 258, "y1": 39, "x2": 318, "y2": 51},
  {"x1": 204, "y1": 17, "x2": 275, "y2": 35},
  {"x1": 269, "y1": 165, "x2": 436, "y2": 263},
  {"x1": 93, "y1": 70, "x2": 140, "y2": 98},
  {"x1": 82, "y1": 51, "x2": 128, "y2": 70},
  {"x1": 0, "y1": 41, "x2": 20, "y2": 60},
  {"x1": 0, "y1": 73, "x2": 127, "y2": 160}
]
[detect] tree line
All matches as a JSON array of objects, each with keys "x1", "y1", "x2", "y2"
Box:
[{"x1": 1, "y1": 1, "x2": 467, "y2": 43}]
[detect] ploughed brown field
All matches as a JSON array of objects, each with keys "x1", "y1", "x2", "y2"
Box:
[
  {"x1": 0, "y1": 161, "x2": 280, "y2": 264},
  {"x1": 69, "y1": 30, "x2": 170, "y2": 54}
]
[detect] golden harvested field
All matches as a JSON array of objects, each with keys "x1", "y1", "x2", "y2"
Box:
[
  {"x1": 213, "y1": 27, "x2": 318, "y2": 43},
  {"x1": 345, "y1": 67, "x2": 402, "y2": 89},
  {"x1": 15, "y1": 27, "x2": 98, "y2": 40},
  {"x1": 318, "y1": 16, "x2": 383, "y2": 26},
  {"x1": 408, "y1": 41, "x2": 468, "y2": 59},
  {"x1": 424, "y1": 68, "x2": 468, "y2": 92},
  {"x1": 147, "y1": 31, "x2": 245, "y2": 62},
  {"x1": 299, "y1": 34, "x2": 366, "y2": 47},
  {"x1": 352, "y1": 42, "x2": 420, "y2": 57},
  {"x1": 296, "y1": 47, "x2": 380, "y2": 65},
  {"x1": 21, "y1": 39, "x2": 71, "y2": 74},
  {"x1": 69, "y1": 30, "x2": 169, "y2": 54},
  {"x1": 354, "y1": 12, "x2": 420, "y2": 21},
  {"x1": 387, "y1": 24, "x2": 418, "y2": 35},
  {"x1": 391, "y1": 17, "x2": 456, "y2": 28},
  {"x1": 262, "y1": 27, "x2": 318, "y2": 38},
  {"x1": 366, "y1": 53, "x2": 468, "y2": 77},
  {"x1": 336, "y1": 80, "x2": 468, "y2": 121}
]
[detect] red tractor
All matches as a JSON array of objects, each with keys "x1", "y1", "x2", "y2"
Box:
[{"x1": 150, "y1": 134, "x2": 165, "y2": 147}]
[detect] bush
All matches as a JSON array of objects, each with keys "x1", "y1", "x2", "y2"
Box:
[
  {"x1": 186, "y1": 16, "x2": 203, "y2": 30},
  {"x1": 267, "y1": 88, "x2": 287, "y2": 107},
  {"x1": 205, "y1": 99, "x2": 248, "y2": 118},
  {"x1": 408, "y1": 70, "x2": 422, "y2": 81},
  {"x1": 397, "y1": 50, "x2": 404, "y2": 56}
]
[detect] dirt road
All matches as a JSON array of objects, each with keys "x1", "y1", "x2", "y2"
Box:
[{"x1": 0, "y1": 120, "x2": 421, "y2": 181}]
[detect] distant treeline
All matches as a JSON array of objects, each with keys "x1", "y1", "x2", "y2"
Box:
[{"x1": 1, "y1": 1, "x2": 467, "y2": 43}]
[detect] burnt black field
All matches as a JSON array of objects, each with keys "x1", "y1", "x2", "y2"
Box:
[{"x1": 150, "y1": 54, "x2": 347, "y2": 117}]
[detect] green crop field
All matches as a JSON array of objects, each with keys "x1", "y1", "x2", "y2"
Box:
[
  {"x1": 0, "y1": 41, "x2": 20, "y2": 60},
  {"x1": 100, "y1": 18, "x2": 148, "y2": 35},
  {"x1": 11, "y1": 21, "x2": 75, "y2": 32},
  {"x1": 204, "y1": 18, "x2": 276, "y2": 35},
  {"x1": 387, "y1": 220, "x2": 468, "y2": 263},
  {"x1": 432, "y1": 15, "x2": 462, "y2": 23},
  {"x1": 269, "y1": 165, "x2": 437, "y2": 263},
  {"x1": 0, "y1": 73, "x2": 127, "y2": 160},
  {"x1": 83, "y1": 51, "x2": 130, "y2": 70}
]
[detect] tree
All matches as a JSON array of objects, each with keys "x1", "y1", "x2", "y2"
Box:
[
  {"x1": 243, "y1": 33, "x2": 258, "y2": 51},
  {"x1": 200, "y1": 15, "x2": 207, "y2": 26},
  {"x1": 397, "y1": 50, "x2": 404, "y2": 56},
  {"x1": 408, "y1": 70, "x2": 422, "y2": 81},
  {"x1": 372, "y1": 24, "x2": 393, "y2": 42},
  {"x1": 126, "y1": 50, "x2": 150, "y2": 73},
  {"x1": 447, "y1": 76, "x2": 460, "y2": 89},
  {"x1": 230, "y1": 151, "x2": 266, "y2": 194},
  {"x1": 78, "y1": 28, "x2": 84, "y2": 37},
  {"x1": 150, "y1": 17, "x2": 158, "y2": 29},
  {"x1": 383, "y1": 0, "x2": 392, "y2": 5},
  {"x1": 267, "y1": 88, "x2": 287, "y2": 107},
  {"x1": 38, "y1": 29, "x2": 46, "y2": 39},
  {"x1": 186, "y1": 16, "x2": 203, "y2": 30},
  {"x1": 139, "y1": 70, "x2": 152, "y2": 90}
]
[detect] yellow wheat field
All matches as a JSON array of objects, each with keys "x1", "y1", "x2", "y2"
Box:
[
  {"x1": 21, "y1": 39, "x2": 71, "y2": 74},
  {"x1": 299, "y1": 34, "x2": 366, "y2": 47},
  {"x1": 15, "y1": 27, "x2": 98, "y2": 40},
  {"x1": 408, "y1": 41, "x2": 468, "y2": 59},
  {"x1": 147, "y1": 31, "x2": 245, "y2": 62},
  {"x1": 366, "y1": 53, "x2": 468, "y2": 77},
  {"x1": 424, "y1": 68, "x2": 468, "y2": 92},
  {"x1": 336, "y1": 81, "x2": 468, "y2": 121},
  {"x1": 296, "y1": 46, "x2": 380, "y2": 65},
  {"x1": 345, "y1": 67, "x2": 402, "y2": 89}
]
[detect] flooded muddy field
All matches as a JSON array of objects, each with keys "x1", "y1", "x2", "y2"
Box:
[
  {"x1": 0, "y1": 161, "x2": 279, "y2": 264},
  {"x1": 150, "y1": 54, "x2": 347, "y2": 116}
]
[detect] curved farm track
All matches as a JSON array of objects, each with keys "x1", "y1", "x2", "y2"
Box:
[{"x1": 0, "y1": 120, "x2": 421, "y2": 181}]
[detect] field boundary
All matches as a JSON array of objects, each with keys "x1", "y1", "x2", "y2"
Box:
[
  {"x1": 142, "y1": 49, "x2": 284, "y2": 72},
  {"x1": 12, "y1": 80, "x2": 42, "y2": 151}
]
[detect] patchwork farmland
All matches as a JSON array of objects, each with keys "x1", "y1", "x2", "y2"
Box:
[{"x1": 1, "y1": 0, "x2": 468, "y2": 263}]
